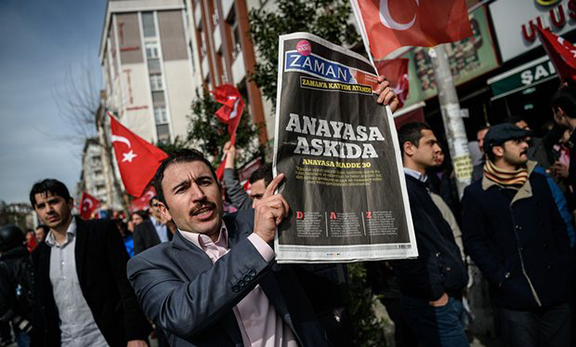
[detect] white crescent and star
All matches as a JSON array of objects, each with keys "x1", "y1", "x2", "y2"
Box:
[
  {"x1": 112, "y1": 135, "x2": 132, "y2": 148},
  {"x1": 122, "y1": 150, "x2": 137, "y2": 163},
  {"x1": 112, "y1": 135, "x2": 137, "y2": 163},
  {"x1": 82, "y1": 199, "x2": 93, "y2": 211},
  {"x1": 379, "y1": 0, "x2": 419, "y2": 31},
  {"x1": 557, "y1": 37, "x2": 576, "y2": 59}
]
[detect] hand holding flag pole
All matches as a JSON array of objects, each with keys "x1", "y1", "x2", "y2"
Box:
[{"x1": 211, "y1": 85, "x2": 245, "y2": 180}]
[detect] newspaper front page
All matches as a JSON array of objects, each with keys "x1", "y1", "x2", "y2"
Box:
[{"x1": 273, "y1": 33, "x2": 417, "y2": 263}]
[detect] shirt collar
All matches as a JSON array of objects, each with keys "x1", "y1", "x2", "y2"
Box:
[
  {"x1": 45, "y1": 217, "x2": 76, "y2": 248},
  {"x1": 179, "y1": 220, "x2": 228, "y2": 251},
  {"x1": 403, "y1": 167, "x2": 428, "y2": 182}
]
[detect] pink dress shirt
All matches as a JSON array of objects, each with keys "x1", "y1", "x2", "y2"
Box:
[{"x1": 180, "y1": 222, "x2": 299, "y2": 347}]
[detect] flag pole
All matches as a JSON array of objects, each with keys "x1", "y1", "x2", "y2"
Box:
[{"x1": 428, "y1": 45, "x2": 472, "y2": 197}]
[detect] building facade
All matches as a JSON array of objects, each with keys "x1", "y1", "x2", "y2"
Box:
[
  {"x1": 185, "y1": 0, "x2": 271, "y2": 145},
  {"x1": 99, "y1": 0, "x2": 200, "y2": 144}
]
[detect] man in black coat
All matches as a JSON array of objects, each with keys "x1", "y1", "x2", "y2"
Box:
[
  {"x1": 0, "y1": 224, "x2": 34, "y2": 346},
  {"x1": 393, "y1": 123, "x2": 469, "y2": 347},
  {"x1": 462, "y1": 124, "x2": 573, "y2": 347},
  {"x1": 29, "y1": 179, "x2": 151, "y2": 347},
  {"x1": 133, "y1": 196, "x2": 172, "y2": 255}
]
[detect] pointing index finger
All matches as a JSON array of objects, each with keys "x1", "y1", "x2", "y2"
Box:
[{"x1": 263, "y1": 173, "x2": 285, "y2": 199}]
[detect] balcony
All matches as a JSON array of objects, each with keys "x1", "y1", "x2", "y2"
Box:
[
  {"x1": 222, "y1": 0, "x2": 234, "y2": 19},
  {"x1": 194, "y1": 4, "x2": 202, "y2": 29},
  {"x1": 202, "y1": 57, "x2": 210, "y2": 81},
  {"x1": 214, "y1": 24, "x2": 222, "y2": 53},
  {"x1": 232, "y1": 53, "x2": 245, "y2": 85}
]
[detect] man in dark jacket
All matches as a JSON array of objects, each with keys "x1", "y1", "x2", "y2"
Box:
[
  {"x1": 29, "y1": 179, "x2": 151, "y2": 347},
  {"x1": 133, "y1": 196, "x2": 172, "y2": 255},
  {"x1": 461, "y1": 123, "x2": 573, "y2": 347},
  {"x1": 394, "y1": 122, "x2": 469, "y2": 347},
  {"x1": 0, "y1": 224, "x2": 34, "y2": 347}
]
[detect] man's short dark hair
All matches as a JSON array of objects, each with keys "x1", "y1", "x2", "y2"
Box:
[
  {"x1": 552, "y1": 85, "x2": 576, "y2": 119},
  {"x1": 506, "y1": 116, "x2": 528, "y2": 127},
  {"x1": 133, "y1": 210, "x2": 149, "y2": 220},
  {"x1": 29, "y1": 179, "x2": 72, "y2": 208},
  {"x1": 397, "y1": 122, "x2": 433, "y2": 156},
  {"x1": 35, "y1": 225, "x2": 50, "y2": 233},
  {"x1": 153, "y1": 148, "x2": 218, "y2": 206},
  {"x1": 149, "y1": 196, "x2": 158, "y2": 207},
  {"x1": 249, "y1": 163, "x2": 273, "y2": 186}
]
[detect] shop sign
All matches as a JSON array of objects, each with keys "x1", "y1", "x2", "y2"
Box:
[
  {"x1": 401, "y1": 6, "x2": 499, "y2": 107},
  {"x1": 489, "y1": 0, "x2": 576, "y2": 62},
  {"x1": 488, "y1": 56, "x2": 558, "y2": 99}
]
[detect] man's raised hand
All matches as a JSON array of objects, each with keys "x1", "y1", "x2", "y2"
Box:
[
  {"x1": 253, "y1": 173, "x2": 289, "y2": 243},
  {"x1": 374, "y1": 75, "x2": 399, "y2": 113}
]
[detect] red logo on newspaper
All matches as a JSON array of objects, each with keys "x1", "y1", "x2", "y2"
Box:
[
  {"x1": 296, "y1": 40, "x2": 311, "y2": 56},
  {"x1": 296, "y1": 211, "x2": 304, "y2": 219}
]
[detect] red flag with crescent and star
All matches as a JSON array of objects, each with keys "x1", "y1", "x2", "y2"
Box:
[
  {"x1": 130, "y1": 185, "x2": 156, "y2": 211},
  {"x1": 80, "y1": 192, "x2": 99, "y2": 220},
  {"x1": 375, "y1": 58, "x2": 409, "y2": 109},
  {"x1": 536, "y1": 27, "x2": 576, "y2": 83},
  {"x1": 352, "y1": 0, "x2": 473, "y2": 59},
  {"x1": 108, "y1": 112, "x2": 169, "y2": 197},
  {"x1": 211, "y1": 84, "x2": 245, "y2": 180},
  {"x1": 211, "y1": 84, "x2": 245, "y2": 145}
]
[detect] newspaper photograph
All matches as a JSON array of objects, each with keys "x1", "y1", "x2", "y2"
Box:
[{"x1": 273, "y1": 32, "x2": 418, "y2": 263}]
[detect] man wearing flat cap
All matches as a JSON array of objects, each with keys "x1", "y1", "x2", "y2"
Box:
[{"x1": 461, "y1": 123, "x2": 573, "y2": 347}]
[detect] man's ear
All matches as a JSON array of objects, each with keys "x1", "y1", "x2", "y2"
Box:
[
  {"x1": 403, "y1": 141, "x2": 415, "y2": 157},
  {"x1": 67, "y1": 198, "x2": 74, "y2": 211},
  {"x1": 492, "y1": 145, "x2": 504, "y2": 158},
  {"x1": 159, "y1": 202, "x2": 172, "y2": 222}
]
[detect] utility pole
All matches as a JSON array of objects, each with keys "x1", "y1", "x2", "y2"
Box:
[
  {"x1": 429, "y1": 45, "x2": 473, "y2": 197},
  {"x1": 96, "y1": 91, "x2": 131, "y2": 215}
]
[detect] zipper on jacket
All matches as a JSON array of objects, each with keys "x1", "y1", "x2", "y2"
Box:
[{"x1": 509, "y1": 207, "x2": 542, "y2": 307}]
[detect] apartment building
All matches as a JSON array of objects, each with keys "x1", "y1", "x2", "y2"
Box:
[
  {"x1": 185, "y1": 0, "x2": 271, "y2": 145},
  {"x1": 99, "y1": 0, "x2": 200, "y2": 144}
]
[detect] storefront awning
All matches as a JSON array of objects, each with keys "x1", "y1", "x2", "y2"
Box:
[{"x1": 487, "y1": 56, "x2": 558, "y2": 101}]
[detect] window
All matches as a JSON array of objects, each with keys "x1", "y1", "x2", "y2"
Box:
[
  {"x1": 149, "y1": 74, "x2": 163, "y2": 90},
  {"x1": 142, "y1": 12, "x2": 156, "y2": 38},
  {"x1": 145, "y1": 42, "x2": 159, "y2": 59},
  {"x1": 154, "y1": 106, "x2": 168, "y2": 124},
  {"x1": 156, "y1": 124, "x2": 170, "y2": 143},
  {"x1": 152, "y1": 91, "x2": 165, "y2": 104},
  {"x1": 227, "y1": 9, "x2": 241, "y2": 58},
  {"x1": 147, "y1": 59, "x2": 161, "y2": 73}
]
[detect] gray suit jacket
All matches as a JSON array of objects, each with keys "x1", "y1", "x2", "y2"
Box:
[{"x1": 127, "y1": 210, "x2": 330, "y2": 347}]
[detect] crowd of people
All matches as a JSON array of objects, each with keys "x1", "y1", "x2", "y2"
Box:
[{"x1": 0, "y1": 79, "x2": 574, "y2": 347}]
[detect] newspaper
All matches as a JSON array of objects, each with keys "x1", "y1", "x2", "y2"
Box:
[{"x1": 272, "y1": 32, "x2": 418, "y2": 263}]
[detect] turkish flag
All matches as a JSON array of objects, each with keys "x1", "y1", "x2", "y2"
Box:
[
  {"x1": 375, "y1": 58, "x2": 409, "y2": 109},
  {"x1": 211, "y1": 84, "x2": 245, "y2": 145},
  {"x1": 108, "y1": 112, "x2": 169, "y2": 197},
  {"x1": 130, "y1": 185, "x2": 156, "y2": 211},
  {"x1": 80, "y1": 192, "x2": 100, "y2": 220},
  {"x1": 215, "y1": 154, "x2": 227, "y2": 181},
  {"x1": 354, "y1": 0, "x2": 473, "y2": 59},
  {"x1": 536, "y1": 27, "x2": 576, "y2": 82}
]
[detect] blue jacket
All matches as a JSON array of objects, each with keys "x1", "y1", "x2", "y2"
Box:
[{"x1": 461, "y1": 162, "x2": 573, "y2": 310}]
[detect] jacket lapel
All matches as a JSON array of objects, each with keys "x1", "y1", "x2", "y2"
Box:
[
  {"x1": 74, "y1": 217, "x2": 89, "y2": 286},
  {"x1": 171, "y1": 229, "x2": 244, "y2": 344},
  {"x1": 225, "y1": 214, "x2": 297, "y2": 335}
]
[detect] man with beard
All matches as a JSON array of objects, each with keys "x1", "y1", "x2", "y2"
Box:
[
  {"x1": 29, "y1": 179, "x2": 151, "y2": 347},
  {"x1": 461, "y1": 123, "x2": 573, "y2": 347}
]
